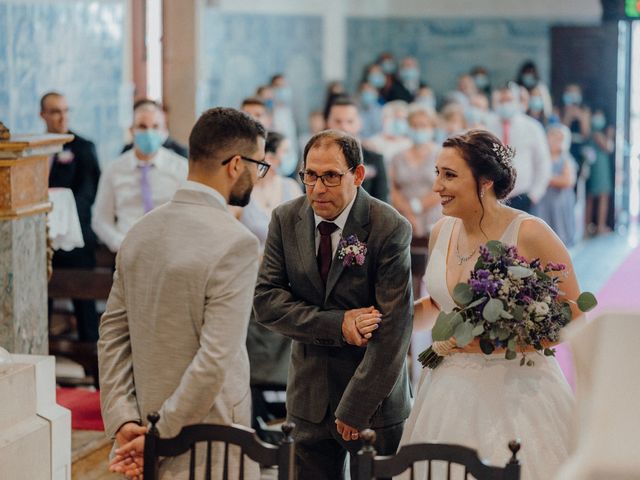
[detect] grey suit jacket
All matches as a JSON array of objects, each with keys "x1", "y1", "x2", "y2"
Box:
[
  {"x1": 254, "y1": 188, "x2": 413, "y2": 430},
  {"x1": 98, "y1": 188, "x2": 260, "y2": 479}
]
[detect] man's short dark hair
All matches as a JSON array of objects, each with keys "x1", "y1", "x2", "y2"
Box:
[
  {"x1": 241, "y1": 97, "x2": 266, "y2": 109},
  {"x1": 324, "y1": 95, "x2": 358, "y2": 121},
  {"x1": 189, "y1": 107, "x2": 266, "y2": 168},
  {"x1": 133, "y1": 98, "x2": 164, "y2": 113},
  {"x1": 40, "y1": 91, "x2": 63, "y2": 112},
  {"x1": 303, "y1": 129, "x2": 363, "y2": 170},
  {"x1": 270, "y1": 74, "x2": 285, "y2": 85}
]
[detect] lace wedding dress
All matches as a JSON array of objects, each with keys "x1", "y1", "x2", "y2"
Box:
[{"x1": 399, "y1": 214, "x2": 574, "y2": 480}]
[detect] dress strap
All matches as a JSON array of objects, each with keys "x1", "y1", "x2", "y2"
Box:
[
  {"x1": 500, "y1": 213, "x2": 535, "y2": 246},
  {"x1": 434, "y1": 216, "x2": 457, "y2": 255}
]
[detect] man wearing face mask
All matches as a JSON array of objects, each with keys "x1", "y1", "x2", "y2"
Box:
[
  {"x1": 487, "y1": 84, "x2": 552, "y2": 213},
  {"x1": 92, "y1": 101, "x2": 188, "y2": 252},
  {"x1": 121, "y1": 99, "x2": 188, "y2": 158}
]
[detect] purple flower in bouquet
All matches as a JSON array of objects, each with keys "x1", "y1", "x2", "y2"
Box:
[{"x1": 337, "y1": 234, "x2": 367, "y2": 267}]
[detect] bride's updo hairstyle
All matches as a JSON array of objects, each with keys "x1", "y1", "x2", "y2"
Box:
[{"x1": 442, "y1": 129, "x2": 516, "y2": 201}]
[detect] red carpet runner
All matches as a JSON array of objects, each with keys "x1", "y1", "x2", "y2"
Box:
[{"x1": 56, "y1": 387, "x2": 104, "y2": 431}]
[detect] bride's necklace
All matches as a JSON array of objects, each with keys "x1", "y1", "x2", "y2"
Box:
[{"x1": 455, "y1": 229, "x2": 477, "y2": 265}]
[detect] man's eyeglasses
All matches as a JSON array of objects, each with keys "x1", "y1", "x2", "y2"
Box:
[
  {"x1": 222, "y1": 155, "x2": 271, "y2": 178},
  {"x1": 298, "y1": 168, "x2": 354, "y2": 187}
]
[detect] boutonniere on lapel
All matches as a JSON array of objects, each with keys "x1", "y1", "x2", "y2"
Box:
[
  {"x1": 337, "y1": 234, "x2": 367, "y2": 267},
  {"x1": 56, "y1": 150, "x2": 75, "y2": 164}
]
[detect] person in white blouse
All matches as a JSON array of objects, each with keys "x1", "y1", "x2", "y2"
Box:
[{"x1": 92, "y1": 103, "x2": 187, "y2": 252}]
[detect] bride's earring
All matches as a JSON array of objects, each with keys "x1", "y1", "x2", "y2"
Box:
[{"x1": 480, "y1": 189, "x2": 485, "y2": 199}]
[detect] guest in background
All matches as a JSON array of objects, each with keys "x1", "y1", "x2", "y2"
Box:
[
  {"x1": 389, "y1": 105, "x2": 442, "y2": 297},
  {"x1": 326, "y1": 96, "x2": 389, "y2": 202},
  {"x1": 377, "y1": 52, "x2": 413, "y2": 103},
  {"x1": 533, "y1": 124, "x2": 578, "y2": 247},
  {"x1": 323, "y1": 80, "x2": 347, "y2": 120},
  {"x1": 561, "y1": 83, "x2": 591, "y2": 169},
  {"x1": 92, "y1": 101, "x2": 187, "y2": 252},
  {"x1": 470, "y1": 65, "x2": 492, "y2": 97},
  {"x1": 489, "y1": 84, "x2": 552, "y2": 213},
  {"x1": 241, "y1": 97, "x2": 272, "y2": 129},
  {"x1": 363, "y1": 63, "x2": 387, "y2": 99},
  {"x1": 456, "y1": 73, "x2": 478, "y2": 99},
  {"x1": 413, "y1": 85, "x2": 437, "y2": 112},
  {"x1": 527, "y1": 85, "x2": 552, "y2": 126},
  {"x1": 466, "y1": 92, "x2": 494, "y2": 129},
  {"x1": 270, "y1": 74, "x2": 299, "y2": 177},
  {"x1": 239, "y1": 131, "x2": 302, "y2": 433},
  {"x1": 298, "y1": 110, "x2": 326, "y2": 152},
  {"x1": 439, "y1": 103, "x2": 468, "y2": 141},
  {"x1": 121, "y1": 99, "x2": 188, "y2": 158},
  {"x1": 358, "y1": 81, "x2": 384, "y2": 139},
  {"x1": 41, "y1": 91, "x2": 101, "y2": 342},
  {"x1": 365, "y1": 100, "x2": 412, "y2": 165},
  {"x1": 516, "y1": 60, "x2": 543, "y2": 92},
  {"x1": 99, "y1": 107, "x2": 266, "y2": 479},
  {"x1": 397, "y1": 56, "x2": 422, "y2": 101},
  {"x1": 584, "y1": 109, "x2": 614, "y2": 235},
  {"x1": 256, "y1": 85, "x2": 275, "y2": 112}
]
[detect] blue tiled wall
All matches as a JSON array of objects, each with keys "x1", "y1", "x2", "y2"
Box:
[
  {"x1": 347, "y1": 18, "x2": 556, "y2": 99},
  {"x1": 0, "y1": 1, "x2": 127, "y2": 167},
  {"x1": 199, "y1": 10, "x2": 324, "y2": 130}
]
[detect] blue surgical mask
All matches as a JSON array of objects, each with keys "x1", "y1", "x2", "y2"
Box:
[
  {"x1": 385, "y1": 119, "x2": 408, "y2": 137},
  {"x1": 399, "y1": 67, "x2": 419, "y2": 83},
  {"x1": 415, "y1": 96, "x2": 436, "y2": 110},
  {"x1": 264, "y1": 98, "x2": 274, "y2": 110},
  {"x1": 591, "y1": 115, "x2": 606, "y2": 131},
  {"x1": 496, "y1": 101, "x2": 518, "y2": 120},
  {"x1": 522, "y1": 73, "x2": 537, "y2": 88},
  {"x1": 408, "y1": 128, "x2": 434, "y2": 145},
  {"x1": 274, "y1": 86, "x2": 293, "y2": 104},
  {"x1": 368, "y1": 72, "x2": 386, "y2": 89},
  {"x1": 134, "y1": 129, "x2": 164, "y2": 155},
  {"x1": 563, "y1": 91, "x2": 582, "y2": 106},
  {"x1": 529, "y1": 95, "x2": 544, "y2": 112},
  {"x1": 465, "y1": 107, "x2": 486, "y2": 125},
  {"x1": 360, "y1": 90, "x2": 379, "y2": 107},
  {"x1": 474, "y1": 74, "x2": 489, "y2": 89},
  {"x1": 381, "y1": 59, "x2": 396, "y2": 74}
]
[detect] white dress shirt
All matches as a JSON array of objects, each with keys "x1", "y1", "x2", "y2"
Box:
[
  {"x1": 92, "y1": 147, "x2": 188, "y2": 252},
  {"x1": 313, "y1": 191, "x2": 358, "y2": 258},
  {"x1": 487, "y1": 112, "x2": 552, "y2": 203}
]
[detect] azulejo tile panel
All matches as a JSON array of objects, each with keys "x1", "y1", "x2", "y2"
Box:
[
  {"x1": 199, "y1": 10, "x2": 324, "y2": 131},
  {"x1": 0, "y1": 0, "x2": 126, "y2": 168}
]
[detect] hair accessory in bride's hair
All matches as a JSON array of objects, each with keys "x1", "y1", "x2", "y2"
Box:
[{"x1": 491, "y1": 142, "x2": 515, "y2": 167}]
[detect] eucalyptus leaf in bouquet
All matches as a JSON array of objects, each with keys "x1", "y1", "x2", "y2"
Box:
[{"x1": 420, "y1": 241, "x2": 597, "y2": 369}]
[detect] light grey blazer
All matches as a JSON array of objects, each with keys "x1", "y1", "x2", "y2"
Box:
[{"x1": 98, "y1": 188, "x2": 260, "y2": 479}]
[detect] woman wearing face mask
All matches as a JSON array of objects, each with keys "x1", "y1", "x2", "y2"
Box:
[
  {"x1": 560, "y1": 84, "x2": 591, "y2": 167},
  {"x1": 526, "y1": 85, "x2": 552, "y2": 126},
  {"x1": 358, "y1": 81, "x2": 384, "y2": 139},
  {"x1": 364, "y1": 100, "x2": 412, "y2": 164},
  {"x1": 389, "y1": 105, "x2": 443, "y2": 297},
  {"x1": 583, "y1": 109, "x2": 614, "y2": 235}
]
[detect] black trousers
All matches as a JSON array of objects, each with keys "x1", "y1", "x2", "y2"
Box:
[
  {"x1": 49, "y1": 246, "x2": 99, "y2": 342},
  {"x1": 289, "y1": 411, "x2": 404, "y2": 480}
]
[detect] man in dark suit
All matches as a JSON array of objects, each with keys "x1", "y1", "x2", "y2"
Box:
[
  {"x1": 41, "y1": 91, "x2": 101, "y2": 341},
  {"x1": 325, "y1": 96, "x2": 389, "y2": 203},
  {"x1": 254, "y1": 130, "x2": 413, "y2": 479},
  {"x1": 121, "y1": 99, "x2": 188, "y2": 158}
]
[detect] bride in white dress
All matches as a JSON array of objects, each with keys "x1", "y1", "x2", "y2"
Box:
[{"x1": 397, "y1": 130, "x2": 581, "y2": 480}]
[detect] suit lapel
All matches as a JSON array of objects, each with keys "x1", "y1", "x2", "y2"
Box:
[
  {"x1": 324, "y1": 189, "x2": 371, "y2": 303},
  {"x1": 295, "y1": 201, "x2": 325, "y2": 296}
]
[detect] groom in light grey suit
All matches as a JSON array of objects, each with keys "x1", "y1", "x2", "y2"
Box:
[
  {"x1": 254, "y1": 130, "x2": 413, "y2": 479},
  {"x1": 98, "y1": 107, "x2": 267, "y2": 479}
]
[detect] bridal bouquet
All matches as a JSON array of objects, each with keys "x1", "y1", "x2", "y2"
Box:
[{"x1": 419, "y1": 240, "x2": 597, "y2": 369}]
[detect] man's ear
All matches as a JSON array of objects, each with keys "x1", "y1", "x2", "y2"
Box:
[
  {"x1": 354, "y1": 164, "x2": 366, "y2": 187},
  {"x1": 225, "y1": 155, "x2": 242, "y2": 179}
]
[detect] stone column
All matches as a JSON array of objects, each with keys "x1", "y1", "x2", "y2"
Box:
[{"x1": 0, "y1": 133, "x2": 72, "y2": 354}]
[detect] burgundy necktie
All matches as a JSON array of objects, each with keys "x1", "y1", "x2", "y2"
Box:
[{"x1": 317, "y1": 221, "x2": 338, "y2": 285}]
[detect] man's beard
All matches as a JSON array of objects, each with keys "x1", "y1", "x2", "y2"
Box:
[{"x1": 229, "y1": 168, "x2": 254, "y2": 207}]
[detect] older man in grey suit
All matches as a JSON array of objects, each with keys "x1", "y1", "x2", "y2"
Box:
[
  {"x1": 98, "y1": 107, "x2": 267, "y2": 479},
  {"x1": 254, "y1": 129, "x2": 413, "y2": 479}
]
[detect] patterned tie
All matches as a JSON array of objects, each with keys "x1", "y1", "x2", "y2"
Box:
[
  {"x1": 317, "y1": 221, "x2": 338, "y2": 285},
  {"x1": 140, "y1": 163, "x2": 154, "y2": 213}
]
